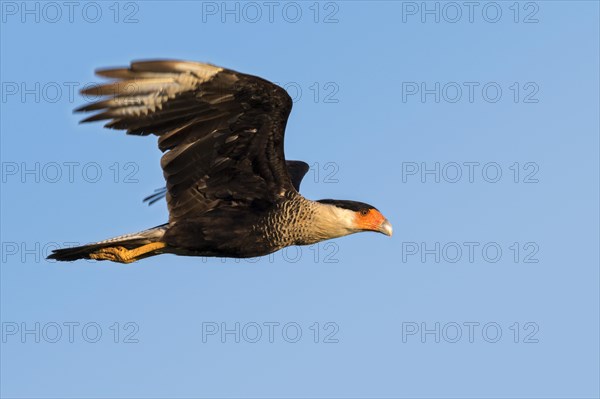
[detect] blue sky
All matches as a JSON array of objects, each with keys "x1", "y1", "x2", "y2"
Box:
[{"x1": 1, "y1": 1, "x2": 599, "y2": 398}]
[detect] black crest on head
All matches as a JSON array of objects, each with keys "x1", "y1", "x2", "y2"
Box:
[{"x1": 317, "y1": 199, "x2": 377, "y2": 213}]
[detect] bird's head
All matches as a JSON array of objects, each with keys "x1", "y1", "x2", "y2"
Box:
[{"x1": 317, "y1": 199, "x2": 393, "y2": 237}]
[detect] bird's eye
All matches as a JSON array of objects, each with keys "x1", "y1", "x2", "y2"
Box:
[{"x1": 360, "y1": 209, "x2": 369, "y2": 216}]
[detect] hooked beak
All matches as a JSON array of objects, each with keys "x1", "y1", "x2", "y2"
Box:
[{"x1": 379, "y1": 219, "x2": 393, "y2": 237}]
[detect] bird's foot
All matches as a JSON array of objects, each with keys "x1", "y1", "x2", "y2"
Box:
[
  {"x1": 89, "y1": 246, "x2": 135, "y2": 263},
  {"x1": 89, "y1": 242, "x2": 167, "y2": 264}
]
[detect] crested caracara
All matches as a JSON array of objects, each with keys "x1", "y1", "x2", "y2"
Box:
[{"x1": 48, "y1": 60, "x2": 392, "y2": 263}]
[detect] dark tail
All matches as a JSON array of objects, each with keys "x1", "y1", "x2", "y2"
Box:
[{"x1": 47, "y1": 224, "x2": 168, "y2": 262}]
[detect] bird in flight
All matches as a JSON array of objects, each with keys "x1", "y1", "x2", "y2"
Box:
[{"x1": 48, "y1": 60, "x2": 392, "y2": 263}]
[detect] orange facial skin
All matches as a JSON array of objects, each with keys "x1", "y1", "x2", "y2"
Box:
[{"x1": 354, "y1": 208, "x2": 388, "y2": 232}]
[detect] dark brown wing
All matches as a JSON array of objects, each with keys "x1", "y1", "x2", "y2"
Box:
[
  {"x1": 285, "y1": 160, "x2": 310, "y2": 192},
  {"x1": 142, "y1": 160, "x2": 309, "y2": 206},
  {"x1": 77, "y1": 60, "x2": 295, "y2": 221}
]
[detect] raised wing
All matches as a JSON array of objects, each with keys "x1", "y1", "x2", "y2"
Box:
[
  {"x1": 142, "y1": 160, "x2": 309, "y2": 206},
  {"x1": 285, "y1": 160, "x2": 310, "y2": 192},
  {"x1": 77, "y1": 60, "x2": 295, "y2": 221}
]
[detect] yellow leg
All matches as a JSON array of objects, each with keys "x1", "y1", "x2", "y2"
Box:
[{"x1": 89, "y1": 242, "x2": 167, "y2": 264}]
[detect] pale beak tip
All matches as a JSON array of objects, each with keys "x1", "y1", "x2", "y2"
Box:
[{"x1": 380, "y1": 219, "x2": 393, "y2": 237}]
